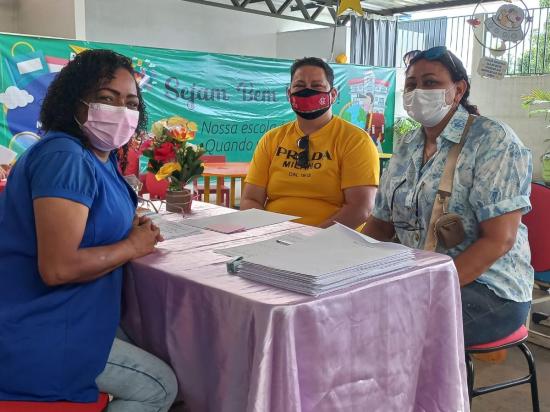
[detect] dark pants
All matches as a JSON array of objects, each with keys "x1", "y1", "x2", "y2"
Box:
[{"x1": 461, "y1": 281, "x2": 531, "y2": 347}]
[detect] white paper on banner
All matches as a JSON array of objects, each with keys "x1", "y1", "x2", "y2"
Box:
[
  {"x1": 0, "y1": 145, "x2": 16, "y2": 164},
  {"x1": 477, "y1": 57, "x2": 508, "y2": 80},
  {"x1": 16, "y1": 58, "x2": 43, "y2": 75}
]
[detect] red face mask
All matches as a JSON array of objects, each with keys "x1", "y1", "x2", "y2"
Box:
[{"x1": 289, "y1": 88, "x2": 333, "y2": 120}]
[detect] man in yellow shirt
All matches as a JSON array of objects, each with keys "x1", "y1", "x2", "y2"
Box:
[{"x1": 241, "y1": 57, "x2": 379, "y2": 228}]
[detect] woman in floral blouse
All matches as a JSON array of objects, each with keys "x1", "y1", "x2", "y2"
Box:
[{"x1": 363, "y1": 46, "x2": 533, "y2": 346}]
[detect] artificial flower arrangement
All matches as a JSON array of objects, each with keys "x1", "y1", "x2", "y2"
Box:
[{"x1": 141, "y1": 116, "x2": 206, "y2": 192}]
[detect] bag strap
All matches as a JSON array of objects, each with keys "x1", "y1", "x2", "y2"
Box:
[{"x1": 424, "y1": 114, "x2": 474, "y2": 251}]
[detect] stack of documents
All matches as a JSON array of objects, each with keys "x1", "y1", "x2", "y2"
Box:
[{"x1": 227, "y1": 223, "x2": 415, "y2": 296}]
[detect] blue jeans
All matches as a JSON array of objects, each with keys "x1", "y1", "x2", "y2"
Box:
[
  {"x1": 96, "y1": 335, "x2": 178, "y2": 412},
  {"x1": 462, "y1": 281, "x2": 531, "y2": 347}
]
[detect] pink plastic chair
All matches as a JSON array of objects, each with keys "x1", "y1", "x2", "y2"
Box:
[{"x1": 465, "y1": 325, "x2": 539, "y2": 410}]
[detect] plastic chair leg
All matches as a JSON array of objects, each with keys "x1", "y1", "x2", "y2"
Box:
[
  {"x1": 518, "y1": 343, "x2": 540, "y2": 412},
  {"x1": 466, "y1": 352, "x2": 475, "y2": 406}
]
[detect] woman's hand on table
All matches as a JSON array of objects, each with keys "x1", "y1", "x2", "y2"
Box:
[
  {"x1": 127, "y1": 216, "x2": 163, "y2": 258},
  {"x1": 136, "y1": 215, "x2": 164, "y2": 242}
]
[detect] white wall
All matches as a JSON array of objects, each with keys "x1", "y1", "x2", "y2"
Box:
[
  {"x1": 470, "y1": 73, "x2": 550, "y2": 180},
  {"x1": 276, "y1": 26, "x2": 348, "y2": 61},
  {"x1": 17, "y1": 0, "x2": 76, "y2": 38},
  {"x1": 85, "y1": 0, "x2": 320, "y2": 58},
  {"x1": 2, "y1": 0, "x2": 337, "y2": 59},
  {"x1": 468, "y1": 22, "x2": 549, "y2": 181},
  {"x1": 0, "y1": 0, "x2": 17, "y2": 33}
]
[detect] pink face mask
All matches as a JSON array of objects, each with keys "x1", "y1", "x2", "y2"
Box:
[{"x1": 78, "y1": 101, "x2": 139, "y2": 151}]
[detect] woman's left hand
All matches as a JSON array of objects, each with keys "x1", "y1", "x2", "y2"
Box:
[{"x1": 134, "y1": 215, "x2": 164, "y2": 243}]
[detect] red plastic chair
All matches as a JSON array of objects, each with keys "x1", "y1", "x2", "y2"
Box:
[
  {"x1": 523, "y1": 182, "x2": 550, "y2": 288},
  {"x1": 0, "y1": 392, "x2": 109, "y2": 412},
  {"x1": 465, "y1": 325, "x2": 539, "y2": 411},
  {"x1": 194, "y1": 155, "x2": 230, "y2": 207}
]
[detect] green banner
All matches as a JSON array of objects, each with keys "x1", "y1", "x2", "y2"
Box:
[{"x1": 0, "y1": 32, "x2": 395, "y2": 161}]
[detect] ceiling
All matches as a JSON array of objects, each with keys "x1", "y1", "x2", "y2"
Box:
[{"x1": 181, "y1": 0, "x2": 489, "y2": 27}]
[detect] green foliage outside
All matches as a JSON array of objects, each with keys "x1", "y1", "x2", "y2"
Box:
[
  {"x1": 514, "y1": 2, "x2": 550, "y2": 74},
  {"x1": 522, "y1": 88, "x2": 550, "y2": 183}
]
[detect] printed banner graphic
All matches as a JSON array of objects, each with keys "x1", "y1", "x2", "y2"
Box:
[{"x1": 0, "y1": 33, "x2": 396, "y2": 161}]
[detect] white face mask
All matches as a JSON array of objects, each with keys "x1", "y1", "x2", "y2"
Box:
[{"x1": 403, "y1": 88, "x2": 454, "y2": 127}]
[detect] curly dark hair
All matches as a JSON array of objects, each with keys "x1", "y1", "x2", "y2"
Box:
[{"x1": 39, "y1": 49, "x2": 147, "y2": 171}]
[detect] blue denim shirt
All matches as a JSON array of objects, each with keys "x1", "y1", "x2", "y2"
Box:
[{"x1": 373, "y1": 106, "x2": 533, "y2": 302}]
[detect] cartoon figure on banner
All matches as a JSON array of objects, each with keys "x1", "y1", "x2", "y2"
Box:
[
  {"x1": 340, "y1": 72, "x2": 387, "y2": 151},
  {"x1": 469, "y1": 0, "x2": 532, "y2": 80}
]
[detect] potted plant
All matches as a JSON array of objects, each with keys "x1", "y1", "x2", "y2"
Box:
[
  {"x1": 141, "y1": 116, "x2": 206, "y2": 213},
  {"x1": 522, "y1": 89, "x2": 550, "y2": 185}
]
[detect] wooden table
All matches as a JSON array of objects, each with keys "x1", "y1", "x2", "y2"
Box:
[{"x1": 202, "y1": 162, "x2": 250, "y2": 208}]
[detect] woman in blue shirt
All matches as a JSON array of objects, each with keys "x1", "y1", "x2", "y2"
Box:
[
  {"x1": 0, "y1": 50, "x2": 177, "y2": 411},
  {"x1": 363, "y1": 47, "x2": 533, "y2": 346}
]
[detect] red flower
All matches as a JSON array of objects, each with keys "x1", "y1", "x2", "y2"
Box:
[
  {"x1": 154, "y1": 142, "x2": 176, "y2": 162},
  {"x1": 141, "y1": 139, "x2": 153, "y2": 151}
]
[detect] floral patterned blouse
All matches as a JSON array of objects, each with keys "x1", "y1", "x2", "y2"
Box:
[{"x1": 373, "y1": 105, "x2": 533, "y2": 302}]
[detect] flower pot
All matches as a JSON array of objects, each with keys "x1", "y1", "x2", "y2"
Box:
[{"x1": 166, "y1": 188, "x2": 193, "y2": 213}]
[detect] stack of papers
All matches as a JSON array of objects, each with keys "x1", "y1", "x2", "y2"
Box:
[{"x1": 230, "y1": 223, "x2": 415, "y2": 296}]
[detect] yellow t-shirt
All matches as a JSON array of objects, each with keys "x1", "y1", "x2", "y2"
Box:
[{"x1": 245, "y1": 116, "x2": 379, "y2": 226}]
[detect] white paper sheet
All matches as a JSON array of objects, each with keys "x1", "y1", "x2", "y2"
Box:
[
  {"x1": 215, "y1": 232, "x2": 309, "y2": 259},
  {"x1": 140, "y1": 212, "x2": 203, "y2": 240},
  {"x1": 184, "y1": 208, "x2": 298, "y2": 232}
]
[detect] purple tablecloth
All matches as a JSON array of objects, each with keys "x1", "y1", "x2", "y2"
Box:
[{"x1": 122, "y1": 202, "x2": 469, "y2": 412}]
